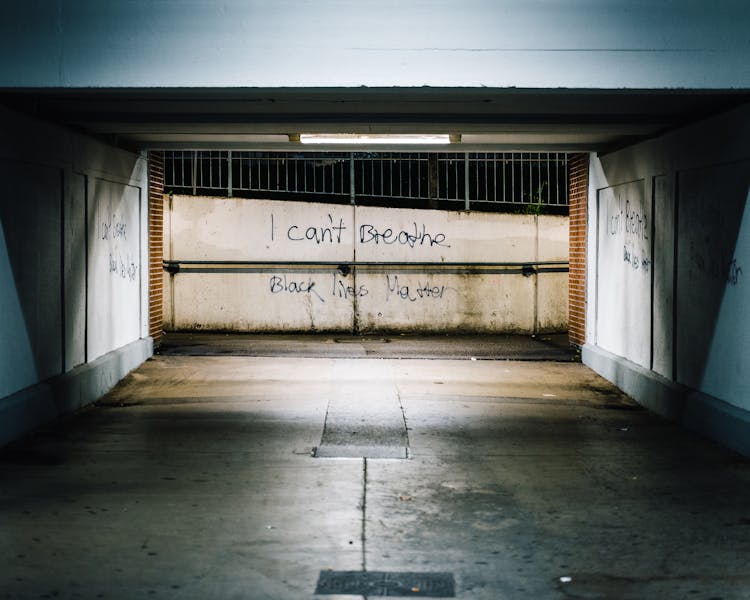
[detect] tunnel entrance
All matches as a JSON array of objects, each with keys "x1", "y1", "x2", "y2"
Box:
[{"x1": 157, "y1": 151, "x2": 571, "y2": 338}]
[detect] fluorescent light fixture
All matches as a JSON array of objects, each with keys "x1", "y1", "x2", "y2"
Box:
[{"x1": 299, "y1": 134, "x2": 452, "y2": 145}]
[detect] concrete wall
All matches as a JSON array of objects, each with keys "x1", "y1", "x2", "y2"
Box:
[
  {"x1": 0, "y1": 105, "x2": 152, "y2": 447},
  {"x1": 164, "y1": 196, "x2": 568, "y2": 333},
  {"x1": 583, "y1": 102, "x2": 750, "y2": 455},
  {"x1": 0, "y1": 1, "x2": 748, "y2": 89}
]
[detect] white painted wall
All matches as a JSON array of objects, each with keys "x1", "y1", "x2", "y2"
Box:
[
  {"x1": 355, "y1": 272, "x2": 537, "y2": 333},
  {"x1": 87, "y1": 179, "x2": 144, "y2": 361},
  {"x1": 595, "y1": 179, "x2": 651, "y2": 368},
  {"x1": 171, "y1": 197, "x2": 354, "y2": 263},
  {"x1": 0, "y1": 1, "x2": 748, "y2": 89},
  {"x1": 354, "y1": 206, "x2": 544, "y2": 263},
  {"x1": 0, "y1": 105, "x2": 149, "y2": 400},
  {"x1": 586, "y1": 102, "x2": 750, "y2": 411},
  {"x1": 165, "y1": 196, "x2": 568, "y2": 333}
]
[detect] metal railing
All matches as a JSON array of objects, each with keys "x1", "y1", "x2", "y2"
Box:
[
  {"x1": 164, "y1": 151, "x2": 568, "y2": 210},
  {"x1": 163, "y1": 259, "x2": 570, "y2": 276}
]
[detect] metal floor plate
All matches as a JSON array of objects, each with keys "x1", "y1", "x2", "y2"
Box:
[
  {"x1": 315, "y1": 381, "x2": 410, "y2": 459},
  {"x1": 315, "y1": 570, "x2": 456, "y2": 597}
]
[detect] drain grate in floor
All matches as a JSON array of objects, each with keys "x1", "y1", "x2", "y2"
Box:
[{"x1": 315, "y1": 570, "x2": 455, "y2": 597}]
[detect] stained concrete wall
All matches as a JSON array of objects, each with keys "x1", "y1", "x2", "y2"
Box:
[
  {"x1": 584, "y1": 102, "x2": 750, "y2": 455},
  {"x1": 0, "y1": 1, "x2": 748, "y2": 89},
  {"x1": 0, "y1": 105, "x2": 151, "y2": 446},
  {"x1": 164, "y1": 196, "x2": 568, "y2": 333}
]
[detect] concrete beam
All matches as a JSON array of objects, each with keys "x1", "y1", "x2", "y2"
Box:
[{"x1": 0, "y1": 1, "x2": 748, "y2": 89}]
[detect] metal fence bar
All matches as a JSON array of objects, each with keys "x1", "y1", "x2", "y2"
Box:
[
  {"x1": 247, "y1": 155, "x2": 253, "y2": 190},
  {"x1": 192, "y1": 151, "x2": 197, "y2": 195},
  {"x1": 227, "y1": 151, "x2": 233, "y2": 197},
  {"x1": 164, "y1": 151, "x2": 569, "y2": 207},
  {"x1": 464, "y1": 153, "x2": 470, "y2": 210},
  {"x1": 501, "y1": 153, "x2": 505, "y2": 203},
  {"x1": 204, "y1": 152, "x2": 208, "y2": 189},
  {"x1": 398, "y1": 156, "x2": 403, "y2": 198},
  {"x1": 455, "y1": 156, "x2": 459, "y2": 200},
  {"x1": 546, "y1": 153, "x2": 551, "y2": 204},
  {"x1": 418, "y1": 155, "x2": 423, "y2": 198},
  {"x1": 443, "y1": 157, "x2": 448, "y2": 200},
  {"x1": 390, "y1": 156, "x2": 394, "y2": 197},
  {"x1": 379, "y1": 157, "x2": 383, "y2": 197},
  {"x1": 408, "y1": 157, "x2": 412, "y2": 198},
  {"x1": 489, "y1": 153, "x2": 492, "y2": 202}
]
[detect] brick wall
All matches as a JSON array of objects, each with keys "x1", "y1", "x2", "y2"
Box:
[
  {"x1": 148, "y1": 152, "x2": 164, "y2": 345},
  {"x1": 568, "y1": 153, "x2": 589, "y2": 347}
]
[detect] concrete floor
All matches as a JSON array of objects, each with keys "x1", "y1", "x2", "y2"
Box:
[
  {"x1": 156, "y1": 332, "x2": 577, "y2": 361},
  {"x1": 2, "y1": 335, "x2": 750, "y2": 599}
]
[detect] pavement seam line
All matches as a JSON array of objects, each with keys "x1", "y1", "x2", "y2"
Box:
[
  {"x1": 361, "y1": 457, "x2": 368, "y2": 574},
  {"x1": 316, "y1": 398, "x2": 332, "y2": 457},
  {"x1": 396, "y1": 385, "x2": 411, "y2": 458}
]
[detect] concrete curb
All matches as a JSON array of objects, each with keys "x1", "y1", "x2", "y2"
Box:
[
  {"x1": 0, "y1": 338, "x2": 153, "y2": 448},
  {"x1": 583, "y1": 343, "x2": 750, "y2": 457}
]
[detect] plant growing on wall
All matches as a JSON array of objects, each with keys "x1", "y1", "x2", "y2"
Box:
[{"x1": 518, "y1": 182, "x2": 547, "y2": 215}]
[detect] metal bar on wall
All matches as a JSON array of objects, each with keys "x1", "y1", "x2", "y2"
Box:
[{"x1": 163, "y1": 258, "x2": 570, "y2": 276}]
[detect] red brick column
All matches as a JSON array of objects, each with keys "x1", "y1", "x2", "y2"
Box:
[
  {"x1": 148, "y1": 152, "x2": 165, "y2": 345},
  {"x1": 568, "y1": 153, "x2": 589, "y2": 347}
]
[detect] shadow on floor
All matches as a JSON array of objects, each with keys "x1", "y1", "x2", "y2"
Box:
[{"x1": 157, "y1": 331, "x2": 579, "y2": 361}]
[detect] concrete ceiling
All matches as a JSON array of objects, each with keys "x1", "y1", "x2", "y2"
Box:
[{"x1": 2, "y1": 87, "x2": 749, "y2": 153}]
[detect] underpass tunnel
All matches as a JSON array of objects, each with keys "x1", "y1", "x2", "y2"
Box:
[
  {"x1": 1, "y1": 2, "x2": 750, "y2": 598},
  {"x1": 2, "y1": 90, "x2": 749, "y2": 600}
]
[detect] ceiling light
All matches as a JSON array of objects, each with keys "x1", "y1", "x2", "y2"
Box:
[{"x1": 299, "y1": 134, "x2": 452, "y2": 145}]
